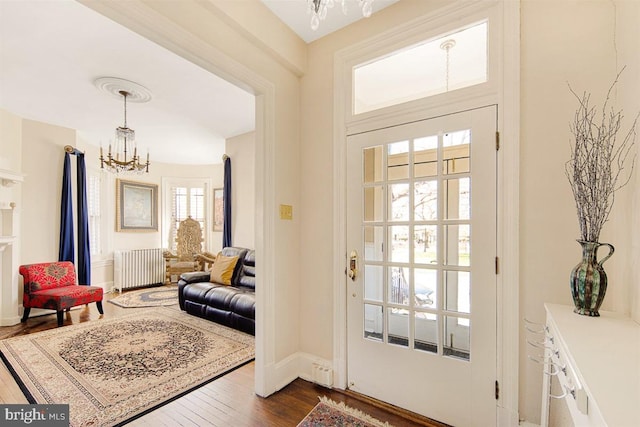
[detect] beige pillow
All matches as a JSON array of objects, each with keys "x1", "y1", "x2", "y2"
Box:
[{"x1": 210, "y1": 254, "x2": 239, "y2": 285}]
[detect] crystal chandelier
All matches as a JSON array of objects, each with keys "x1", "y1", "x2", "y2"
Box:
[
  {"x1": 100, "y1": 90, "x2": 150, "y2": 174},
  {"x1": 308, "y1": 0, "x2": 374, "y2": 31}
]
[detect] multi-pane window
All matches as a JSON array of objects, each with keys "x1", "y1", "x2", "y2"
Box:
[
  {"x1": 169, "y1": 185, "x2": 206, "y2": 251},
  {"x1": 88, "y1": 173, "x2": 101, "y2": 256},
  {"x1": 361, "y1": 127, "x2": 472, "y2": 360}
]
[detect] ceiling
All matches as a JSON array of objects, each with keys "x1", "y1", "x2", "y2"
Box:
[
  {"x1": 0, "y1": 0, "x2": 396, "y2": 165},
  {"x1": 261, "y1": 0, "x2": 399, "y2": 43}
]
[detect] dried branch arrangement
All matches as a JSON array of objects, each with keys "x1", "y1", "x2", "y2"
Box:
[{"x1": 565, "y1": 69, "x2": 639, "y2": 242}]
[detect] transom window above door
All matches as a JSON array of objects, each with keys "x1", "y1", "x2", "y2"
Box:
[{"x1": 353, "y1": 21, "x2": 488, "y2": 115}]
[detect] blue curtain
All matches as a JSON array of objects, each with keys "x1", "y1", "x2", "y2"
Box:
[
  {"x1": 223, "y1": 155, "x2": 232, "y2": 248},
  {"x1": 59, "y1": 153, "x2": 74, "y2": 263},
  {"x1": 58, "y1": 148, "x2": 91, "y2": 284},
  {"x1": 76, "y1": 153, "x2": 91, "y2": 284}
]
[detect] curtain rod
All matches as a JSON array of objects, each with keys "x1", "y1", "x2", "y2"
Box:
[{"x1": 64, "y1": 145, "x2": 84, "y2": 155}]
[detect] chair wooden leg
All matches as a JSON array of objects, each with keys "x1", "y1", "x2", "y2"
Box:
[
  {"x1": 96, "y1": 301, "x2": 104, "y2": 314},
  {"x1": 56, "y1": 311, "x2": 64, "y2": 327},
  {"x1": 21, "y1": 307, "x2": 30, "y2": 323}
]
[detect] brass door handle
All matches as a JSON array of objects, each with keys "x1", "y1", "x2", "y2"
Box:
[{"x1": 348, "y1": 250, "x2": 358, "y2": 281}]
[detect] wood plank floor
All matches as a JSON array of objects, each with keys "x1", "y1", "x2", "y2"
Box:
[{"x1": 0, "y1": 289, "x2": 445, "y2": 426}]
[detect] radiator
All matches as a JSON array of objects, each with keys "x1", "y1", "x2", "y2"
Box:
[{"x1": 113, "y1": 248, "x2": 165, "y2": 292}]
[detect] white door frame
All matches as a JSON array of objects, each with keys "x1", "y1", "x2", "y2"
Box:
[
  {"x1": 332, "y1": 1, "x2": 520, "y2": 424},
  {"x1": 78, "y1": 0, "x2": 276, "y2": 397}
]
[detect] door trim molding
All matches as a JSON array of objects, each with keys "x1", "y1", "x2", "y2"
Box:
[
  {"x1": 79, "y1": 0, "x2": 277, "y2": 397},
  {"x1": 333, "y1": 1, "x2": 520, "y2": 424},
  {"x1": 496, "y1": 0, "x2": 520, "y2": 423}
]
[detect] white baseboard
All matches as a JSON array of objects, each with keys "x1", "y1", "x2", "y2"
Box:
[
  {"x1": 297, "y1": 352, "x2": 333, "y2": 387},
  {"x1": 0, "y1": 314, "x2": 21, "y2": 327},
  {"x1": 498, "y1": 406, "x2": 524, "y2": 427},
  {"x1": 99, "y1": 281, "x2": 115, "y2": 293},
  {"x1": 262, "y1": 352, "x2": 334, "y2": 396},
  {"x1": 263, "y1": 352, "x2": 300, "y2": 395}
]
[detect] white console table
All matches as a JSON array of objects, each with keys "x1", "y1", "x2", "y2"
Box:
[{"x1": 541, "y1": 303, "x2": 640, "y2": 426}]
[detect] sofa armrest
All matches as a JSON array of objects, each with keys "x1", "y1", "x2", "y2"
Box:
[{"x1": 179, "y1": 271, "x2": 211, "y2": 284}]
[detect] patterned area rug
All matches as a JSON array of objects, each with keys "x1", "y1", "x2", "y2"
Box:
[
  {"x1": 298, "y1": 396, "x2": 393, "y2": 427},
  {"x1": 0, "y1": 307, "x2": 254, "y2": 427},
  {"x1": 109, "y1": 285, "x2": 178, "y2": 308}
]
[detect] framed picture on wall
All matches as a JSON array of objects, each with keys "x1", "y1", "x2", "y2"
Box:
[
  {"x1": 116, "y1": 179, "x2": 158, "y2": 232},
  {"x1": 213, "y1": 188, "x2": 224, "y2": 231}
]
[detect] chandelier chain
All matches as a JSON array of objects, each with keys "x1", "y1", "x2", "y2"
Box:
[
  {"x1": 122, "y1": 91, "x2": 128, "y2": 128},
  {"x1": 440, "y1": 39, "x2": 456, "y2": 93}
]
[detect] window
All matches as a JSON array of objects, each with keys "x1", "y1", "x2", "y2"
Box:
[
  {"x1": 169, "y1": 185, "x2": 206, "y2": 251},
  {"x1": 87, "y1": 173, "x2": 102, "y2": 256},
  {"x1": 353, "y1": 21, "x2": 488, "y2": 115}
]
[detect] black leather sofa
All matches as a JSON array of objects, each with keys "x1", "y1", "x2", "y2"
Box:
[{"x1": 178, "y1": 247, "x2": 255, "y2": 335}]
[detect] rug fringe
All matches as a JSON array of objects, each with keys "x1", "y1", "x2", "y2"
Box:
[{"x1": 318, "y1": 396, "x2": 393, "y2": 427}]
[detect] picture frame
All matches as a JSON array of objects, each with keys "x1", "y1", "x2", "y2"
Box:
[
  {"x1": 116, "y1": 179, "x2": 158, "y2": 232},
  {"x1": 213, "y1": 188, "x2": 224, "y2": 231}
]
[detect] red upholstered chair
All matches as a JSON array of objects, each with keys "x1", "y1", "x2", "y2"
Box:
[{"x1": 20, "y1": 261, "x2": 104, "y2": 327}]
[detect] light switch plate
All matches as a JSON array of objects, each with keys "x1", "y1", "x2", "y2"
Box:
[{"x1": 279, "y1": 204, "x2": 293, "y2": 220}]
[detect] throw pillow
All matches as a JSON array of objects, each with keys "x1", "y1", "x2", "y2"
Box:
[{"x1": 210, "y1": 254, "x2": 239, "y2": 285}]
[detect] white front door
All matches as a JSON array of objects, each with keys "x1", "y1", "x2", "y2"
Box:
[{"x1": 346, "y1": 106, "x2": 497, "y2": 426}]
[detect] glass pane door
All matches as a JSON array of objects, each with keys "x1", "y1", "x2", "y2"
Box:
[
  {"x1": 347, "y1": 107, "x2": 497, "y2": 426},
  {"x1": 361, "y1": 126, "x2": 472, "y2": 359}
]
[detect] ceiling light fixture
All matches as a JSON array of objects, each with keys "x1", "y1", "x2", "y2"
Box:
[
  {"x1": 95, "y1": 77, "x2": 152, "y2": 174},
  {"x1": 308, "y1": 0, "x2": 374, "y2": 31},
  {"x1": 440, "y1": 39, "x2": 456, "y2": 92}
]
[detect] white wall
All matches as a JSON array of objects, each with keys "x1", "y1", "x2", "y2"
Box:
[
  {"x1": 615, "y1": 0, "x2": 640, "y2": 323},
  {"x1": 520, "y1": 0, "x2": 639, "y2": 422},
  {"x1": 132, "y1": 2, "x2": 301, "y2": 366},
  {"x1": 107, "y1": 160, "x2": 221, "y2": 253},
  {"x1": 20, "y1": 119, "x2": 77, "y2": 264},
  {"x1": 300, "y1": 0, "x2": 449, "y2": 363},
  {"x1": 6, "y1": 0, "x2": 638, "y2": 422},
  {"x1": 0, "y1": 109, "x2": 23, "y2": 326},
  {"x1": 226, "y1": 131, "x2": 255, "y2": 250},
  {"x1": 81, "y1": 0, "x2": 303, "y2": 383},
  {"x1": 8, "y1": 112, "x2": 256, "y2": 301},
  {"x1": 20, "y1": 119, "x2": 223, "y2": 256},
  {"x1": 0, "y1": 109, "x2": 22, "y2": 170},
  {"x1": 300, "y1": 0, "x2": 638, "y2": 423}
]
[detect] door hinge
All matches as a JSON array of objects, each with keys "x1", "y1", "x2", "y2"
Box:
[
  {"x1": 495, "y1": 380, "x2": 499, "y2": 400},
  {"x1": 496, "y1": 131, "x2": 500, "y2": 151},
  {"x1": 495, "y1": 256, "x2": 499, "y2": 274}
]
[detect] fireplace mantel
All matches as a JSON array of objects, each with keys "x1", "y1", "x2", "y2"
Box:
[
  {"x1": 0, "y1": 169, "x2": 21, "y2": 326},
  {"x1": 0, "y1": 236, "x2": 15, "y2": 249}
]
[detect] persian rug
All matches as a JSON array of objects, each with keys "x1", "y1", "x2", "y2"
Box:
[
  {"x1": 0, "y1": 307, "x2": 254, "y2": 427},
  {"x1": 298, "y1": 396, "x2": 393, "y2": 427},
  {"x1": 109, "y1": 285, "x2": 178, "y2": 308}
]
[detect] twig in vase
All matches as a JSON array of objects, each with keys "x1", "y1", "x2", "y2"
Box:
[{"x1": 565, "y1": 68, "x2": 638, "y2": 243}]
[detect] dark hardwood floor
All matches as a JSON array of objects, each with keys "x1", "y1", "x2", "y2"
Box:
[{"x1": 0, "y1": 289, "x2": 444, "y2": 426}]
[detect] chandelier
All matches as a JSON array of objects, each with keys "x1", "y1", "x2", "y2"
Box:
[
  {"x1": 100, "y1": 89, "x2": 150, "y2": 174},
  {"x1": 308, "y1": 0, "x2": 374, "y2": 31}
]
